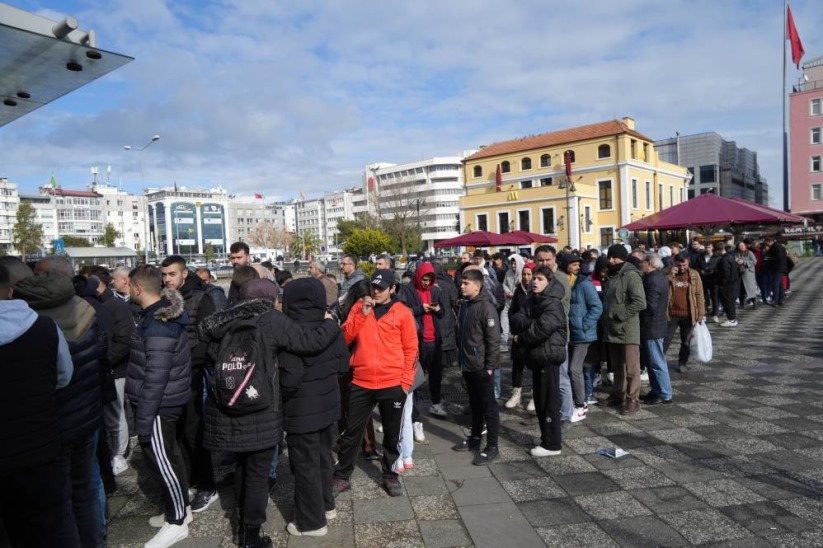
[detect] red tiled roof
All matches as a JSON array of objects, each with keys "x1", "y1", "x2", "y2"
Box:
[
  {"x1": 45, "y1": 188, "x2": 101, "y2": 198},
  {"x1": 464, "y1": 119, "x2": 653, "y2": 162}
]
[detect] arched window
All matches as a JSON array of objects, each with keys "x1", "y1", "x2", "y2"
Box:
[
  {"x1": 473, "y1": 165, "x2": 482, "y2": 178},
  {"x1": 598, "y1": 144, "x2": 611, "y2": 159},
  {"x1": 521, "y1": 157, "x2": 532, "y2": 170},
  {"x1": 540, "y1": 154, "x2": 551, "y2": 168},
  {"x1": 564, "y1": 150, "x2": 576, "y2": 163},
  {"x1": 501, "y1": 161, "x2": 511, "y2": 173}
]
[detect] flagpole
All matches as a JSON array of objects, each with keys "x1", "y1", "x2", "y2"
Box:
[{"x1": 783, "y1": 0, "x2": 790, "y2": 212}]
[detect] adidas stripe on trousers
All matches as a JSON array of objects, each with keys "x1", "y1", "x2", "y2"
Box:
[{"x1": 141, "y1": 415, "x2": 190, "y2": 525}]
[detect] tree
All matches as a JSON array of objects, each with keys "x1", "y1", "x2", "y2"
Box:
[
  {"x1": 289, "y1": 231, "x2": 321, "y2": 260},
  {"x1": 336, "y1": 217, "x2": 372, "y2": 244},
  {"x1": 204, "y1": 242, "x2": 215, "y2": 263},
  {"x1": 12, "y1": 202, "x2": 44, "y2": 262},
  {"x1": 343, "y1": 228, "x2": 392, "y2": 258},
  {"x1": 102, "y1": 223, "x2": 121, "y2": 247},
  {"x1": 60, "y1": 235, "x2": 92, "y2": 248},
  {"x1": 246, "y1": 222, "x2": 294, "y2": 259},
  {"x1": 371, "y1": 175, "x2": 429, "y2": 255}
]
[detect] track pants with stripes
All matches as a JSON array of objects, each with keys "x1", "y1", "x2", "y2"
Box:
[{"x1": 141, "y1": 415, "x2": 190, "y2": 525}]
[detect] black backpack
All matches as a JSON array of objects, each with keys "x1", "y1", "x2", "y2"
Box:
[{"x1": 210, "y1": 318, "x2": 277, "y2": 415}]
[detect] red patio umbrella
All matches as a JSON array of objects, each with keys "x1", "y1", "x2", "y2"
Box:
[
  {"x1": 499, "y1": 230, "x2": 559, "y2": 244},
  {"x1": 728, "y1": 198, "x2": 811, "y2": 224},
  {"x1": 434, "y1": 230, "x2": 513, "y2": 248}
]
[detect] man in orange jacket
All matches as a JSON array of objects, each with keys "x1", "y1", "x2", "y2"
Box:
[{"x1": 332, "y1": 269, "x2": 418, "y2": 498}]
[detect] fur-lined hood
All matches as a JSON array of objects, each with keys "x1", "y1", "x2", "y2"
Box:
[
  {"x1": 199, "y1": 298, "x2": 274, "y2": 340},
  {"x1": 151, "y1": 288, "x2": 186, "y2": 322}
]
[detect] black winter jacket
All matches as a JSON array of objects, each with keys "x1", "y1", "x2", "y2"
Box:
[
  {"x1": 127, "y1": 289, "x2": 191, "y2": 443},
  {"x1": 199, "y1": 297, "x2": 341, "y2": 452},
  {"x1": 457, "y1": 291, "x2": 501, "y2": 372},
  {"x1": 765, "y1": 242, "x2": 789, "y2": 274},
  {"x1": 640, "y1": 269, "x2": 669, "y2": 340},
  {"x1": 180, "y1": 275, "x2": 216, "y2": 370},
  {"x1": 433, "y1": 261, "x2": 459, "y2": 353},
  {"x1": 100, "y1": 288, "x2": 136, "y2": 379},
  {"x1": 15, "y1": 272, "x2": 104, "y2": 443},
  {"x1": 279, "y1": 278, "x2": 350, "y2": 435},
  {"x1": 716, "y1": 253, "x2": 740, "y2": 287},
  {"x1": 695, "y1": 253, "x2": 720, "y2": 286},
  {"x1": 511, "y1": 276, "x2": 567, "y2": 367}
]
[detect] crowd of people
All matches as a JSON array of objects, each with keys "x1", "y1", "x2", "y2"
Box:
[{"x1": 0, "y1": 235, "x2": 798, "y2": 548}]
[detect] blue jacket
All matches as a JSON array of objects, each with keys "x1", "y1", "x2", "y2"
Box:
[{"x1": 569, "y1": 274, "x2": 603, "y2": 344}]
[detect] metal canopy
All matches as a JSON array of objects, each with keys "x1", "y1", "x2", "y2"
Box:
[{"x1": 0, "y1": 4, "x2": 133, "y2": 127}]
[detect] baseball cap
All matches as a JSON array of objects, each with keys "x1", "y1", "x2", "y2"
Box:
[{"x1": 371, "y1": 269, "x2": 394, "y2": 289}]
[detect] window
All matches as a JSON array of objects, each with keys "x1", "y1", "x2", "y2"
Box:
[
  {"x1": 669, "y1": 186, "x2": 674, "y2": 207},
  {"x1": 812, "y1": 128, "x2": 821, "y2": 145},
  {"x1": 645, "y1": 181, "x2": 651, "y2": 209},
  {"x1": 598, "y1": 144, "x2": 611, "y2": 159},
  {"x1": 630, "y1": 139, "x2": 637, "y2": 159},
  {"x1": 477, "y1": 214, "x2": 488, "y2": 232},
  {"x1": 541, "y1": 207, "x2": 555, "y2": 234},
  {"x1": 598, "y1": 180, "x2": 613, "y2": 210},
  {"x1": 813, "y1": 184, "x2": 822, "y2": 201},
  {"x1": 498, "y1": 211, "x2": 510, "y2": 233},
  {"x1": 631, "y1": 179, "x2": 638, "y2": 209},
  {"x1": 473, "y1": 165, "x2": 482, "y2": 178},
  {"x1": 680, "y1": 187, "x2": 685, "y2": 203},
  {"x1": 564, "y1": 150, "x2": 576, "y2": 163},
  {"x1": 521, "y1": 157, "x2": 532, "y2": 170},
  {"x1": 812, "y1": 99, "x2": 822, "y2": 116},
  {"x1": 813, "y1": 156, "x2": 822, "y2": 172},
  {"x1": 700, "y1": 165, "x2": 716, "y2": 183},
  {"x1": 642, "y1": 143, "x2": 649, "y2": 162},
  {"x1": 600, "y1": 227, "x2": 614, "y2": 247},
  {"x1": 658, "y1": 183, "x2": 664, "y2": 209},
  {"x1": 540, "y1": 154, "x2": 551, "y2": 168},
  {"x1": 583, "y1": 206, "x2": 593, "y2": 233},
  {"x1": 518, "y1": 210, "x2": 530, "y2": 232},
  {"x1": 501, "y1": 161, "x2": 511, "y2": 173},
  {"x1": 540, "y1": 177, "x2": 553, "y2": 187},
  {"x1": 521, "y1": 180, "x2": 533, "y2": 189}
]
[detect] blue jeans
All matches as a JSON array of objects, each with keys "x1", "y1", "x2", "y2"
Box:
[
  {"x1": 55, "y1": 433, "x2": 100, "y2": 548},
  {"x1": 493, "y1": 369, "x2": 501, "y2": 400},
  {"x1": 584, "y1": 365, "x2": 596, "y2": 399},
  {"x1": 90, "y1": 429, "x2": 106, "y2": 543},
  {"x1": 558, "y1": 351, "x2": 573, "y2": 421},
  {"x1": 641, "y1": 338, "x2": 672, "y2": 401},
  {"x1": 269, "y1": 444, "x2": 280, "y2": 480}
]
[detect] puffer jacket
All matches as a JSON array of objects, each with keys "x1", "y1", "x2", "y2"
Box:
[
  {"x1": 200, "y1": 298, "x2": 341, "y2": 452},
  {"x1": 180, "y1": 275, "x2": 216, "y2": 370},
  {"x1": 569, "y1": 274, "x2": 602, "y2": 344},
  {"x1": 457, "y1": 290, "x2": 501, "y2": 372},
  {"x1": 603, "y1": 261, "x2": 646, "y2": 345},
  {"x1": 279, "y1": 279, "x2": 350, "y2": 435},
  {"x1": 640, "y1": 269, "x2": 669, "y2": 340},
  {"x1": 511, "y1": 276, "x2": 567, "y2": 367},
  {"x1": 127, "y1": 289, "x2": 191, "y2": 443},
  {"x1": 433, "y1": 261, "x2": 458, "y2": 353},
  {"x1": 15, "y1": 272, "x2": 104, "y2": 443}
]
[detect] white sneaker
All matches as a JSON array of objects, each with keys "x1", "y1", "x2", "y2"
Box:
[
  {"x1": 413, "y1": 422, "x2": 425, "y2": 442},
  {"x1": 531, "y1": 446, "x2": 562, "y2": 457},
  {"x1": 639, "y1": 371, "x2": 649, "y2": 382},
  {"x1": 711, "y1": 315, "x2": 720, "y2": 324},
  {"x1": 429, "y1": 402, "x2": 448, "y2": 418},
  {"x1": 570, "y1": 407, "x2": 587, "y2": 423},
  {"x1": 112, "y1": 455, "x2": 129, "y2": 476},
  {"x1": 325, "y1": 508, "x2": 337, "y2": 520},
  {"x1": 394, "y1": 458, "x2": 406, "y2": 473},
  {"x1": 377, "y1": 424, "x2": 384, "y2": 433},
  {"x1": 144, "y1": 522, "x2": 188, "y2": 548},
  {"x1": 526, "y1": 399, "x2": 535, "y2": 412},
  {"x1": 607, "y1": 372, "x2": 614, "y2": 384},
  {"x1": 720, "y1": 319, "x2": 738, "y2": 327},
  {"x1": 286, "y1": 522, "x2": 328, "y2": 537},
  {"x1": 505, "y1": 388, "x2": 522, "y2": 409},
  {"x1": 149, "y1": 507, "x2": 192, "y2": 528}
]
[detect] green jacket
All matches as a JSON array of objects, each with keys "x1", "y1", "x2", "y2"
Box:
[{"x1": 603, "y1": 261, "x2": 646, "y2": 345}]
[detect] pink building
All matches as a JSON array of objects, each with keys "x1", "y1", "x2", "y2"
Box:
[{"x1": 790, "y1": 55, "x2": 823, "y2": 220}]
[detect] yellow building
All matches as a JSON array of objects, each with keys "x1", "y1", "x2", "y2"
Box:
[{"x1": 460, "y1": 118, "x2": 691, "y2": 250}]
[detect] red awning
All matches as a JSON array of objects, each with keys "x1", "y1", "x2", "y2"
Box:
[
  {"x1": 434, "y1": 231, "x2": 514, "y2": 248},
  {"x1": 501, "y1": 230, "x2": 559, "y2": 244},
  {"x1": 622, "y1": 194, "x2": 811, "y2": 231}
]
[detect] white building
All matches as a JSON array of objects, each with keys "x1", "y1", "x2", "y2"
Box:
[
  {"x1": 0, "y1": 178, "x2": 19, "y2": 254},
  {"x1": 32, "y1": 187, "x2": 105, "y2": 245},
  {"x1": 18, "y1": 193, "x2": 57, "y2": 254},
  {"x1": 296, "y1": 197, "x2": 325, "y2": 251},
  {"x1": 94, "y1": 183, "x2": 147, "y2": 250},
  {"x1": 146, "y1": 186, "x2": 231, "y2": 259},
  {"x1": 322, "y1": 190, "x2": 356, "y2": 256}
]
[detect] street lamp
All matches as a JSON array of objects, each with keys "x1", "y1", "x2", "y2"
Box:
[
  {"x1": 124, "y1": 135, "x2": 160, "y2": 263},
  {"x1": 558, "y1": 178, "x2": 576, "y2": 248}
]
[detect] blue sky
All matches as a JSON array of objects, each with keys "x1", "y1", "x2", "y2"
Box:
[{"x1": 2, "y1": 0, "x2": 822, "y2": 206}]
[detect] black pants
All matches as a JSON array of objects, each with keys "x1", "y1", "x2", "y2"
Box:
[
  {"x1": 511, "y1": 345, "x2": 526, "y2": 388},
  {"x1": 141, "y1": 415, "x2": 190, "y2": 525},
  {"x1": 664, "y1": 317, "x2": 693, "y2": 365},
  {"x1": 181, "y1": 372, "x2": 215, "y2": 491},
  {"x1": 771, "y1": 273, "x2": 786, "y2": 304},
  {"x1": 463, "y1": 370, "x2": 499, "y2": 447},
  {"x1": 532, "y1": 365, "x2": 561, "y2": 451},
  {"x1": 1, "y1": 459, "x2": 75, "y2": 548},
  {"x1": 719, "y1": 282, "x2": 738, "y2": 321},
  {"x1": 335, "y1": 384, "x2": 405, "y2": 480},
  {"x1": 54, "y1": 433, "x2": 99, "y2": 548},
  {"x1": 233, "y1": 447, "x2": 275, "y2": 526},
  {"x1": 421, "y1": 341, "x2": 443, "y2": 405},
  {"x1": 704, "y1": 283, "x2": 718, "y2": 316},
  {"x1": 288, "y1": 423, "x2": 335, "y2": 531}
]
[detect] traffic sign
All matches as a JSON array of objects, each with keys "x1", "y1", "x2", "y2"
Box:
[
  {"x1": 53, "y1": 239, "x2": 64, "y2": 254},
  {"x1": 617, "y1": 228, "x2": 630, "y2": 240}
]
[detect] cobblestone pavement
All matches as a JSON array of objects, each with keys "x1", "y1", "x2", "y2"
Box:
[{"x1": 108, "y1": 259, "x2": 823, "y2": 547}]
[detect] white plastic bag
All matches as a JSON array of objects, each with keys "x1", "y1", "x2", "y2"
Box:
[{"x1": 689, "y1": 321, "x2": 712, "y2": 363}]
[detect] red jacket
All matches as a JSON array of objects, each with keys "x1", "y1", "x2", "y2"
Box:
[{"x1": 342, "y1": 299, "x2": 418, "y2": 392}]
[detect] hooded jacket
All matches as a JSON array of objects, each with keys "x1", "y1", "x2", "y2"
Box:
[
  {"x1": 99, "y1": 287, "x2": 137, "y2": 378},
  {"x1": 15, "y1": 272, "x2": 105, "y2": 443},
  {"x1": 127, "y1": 289, "x2": 191, "y2": 443},
  {"x1": 569, "y1": 273, "x2": 603, "y2": 344},
  {"x1": 503, "y1": 254, "x2": 525, "y2": 304},
  {"x1": 603, "y1": 261, "x2": 646, "y2": 345},
  {"x1": 279, "y1": 278, "x2": 350, "y2": 435},
  {"x1": 432, "y1": 261, "x2": 458, "y2": 353},
  {"x1": 0, "y1": 299, "x2": 73, "y2": 473},
  {"x1": 457, "y1": 289, "x2": 501, "y2": 372},
  {"x1": 511, "y1": 276, "x2": 567, "y2": 366},
  {"x1": 640, "y1": 268, "x2": 669, "y2": 340},
  {"x1": 413, "y1": 261, "x2": 444, "y2": 344},
  {"x1": 180, "y1": 274, "x2": 217, "y2": 370}
]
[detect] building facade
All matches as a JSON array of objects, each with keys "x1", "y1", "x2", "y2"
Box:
[
  {"x1": 35, "y1": 187, "x2": 106, "y2": 245},
  {"x1": 146, "y1": 187, "x2": 230, "y2": 259},
  {"x1": 461, "y1": 118, "x2": 691, "y2": 250},
  {"x1": 790, "y1": 55, "x2": 823, "y2": 220},
  {"x1": 0, "y1": 178, "x2": 18, "y2": 253},
  {"x1": 322, "y1": 190, "x2": 355, "y2": 256},
  {"x1": 655, "y1": 132, "x2": 769, "y2": 205},
  {"x1": 18, "y1": 193, "x2": 57, "y2": 253},
  {"x1": 95, "y1": 183, "x2": 147, "y2": 250}
]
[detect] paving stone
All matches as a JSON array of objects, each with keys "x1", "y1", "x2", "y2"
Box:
[
  {"x1": 603, "y1": 465, "x2": 677, "y2": 489},
  {"x1": 410, "y1": 495, "x2": 459, "y2": 521},
  {"x1": 736, "y1": 474, "x2": 823, "y2": 500},
  {"x1": 776, "y1": 497, "x2": 823, "y2": 526},
  {"x1": 534, "y1": 454, "x2": 598, "y2": 475},
  {"x1": 671, "y1": 441, "x2": 738, "y2": 459},
  {"x1": 354, "y1": 519, "x2": 423, "y2": 548},
  {"x1": 629, "y1": 486, "x2": 709, "y2": 514},
  {"x1": 652, "y1": 460, "x2": 727, "y2": 483},
  {"x1": 715, "y1": 436, "x2": 782, "y2": 454},
  {"x1": 768, "y1": 528, "x2": 823, "y2": 548},
  {"x1": 499, "y1": 476, "x2": 566, "y2": 502},
  {"x1": 563, "y1": 435, "x2": 617, "y2": 454},
  {"x1": 763, "y1": 433, "x2": 823, "y2": 450},
  {"x1": 458, "y1": 502, "x2": 544, "y2": 548},
  {"x1": 417, "y1": 520, "x2": 472, "y2": 548},
  {"x1": 726, "y1": 420, "x2": 790, "y2": 435},
  {"x1": 488, "y1": 459, "x2": 545, "y2": 481},
  {"x1": 352, "y1": 496, "x2": 414, "y2": 525},
  {"x1": 402, "y1": 476, "x2": 450, "y2": 497},
  {"x1": 651, "y1": 428, "x2": 709, "y2": 444},
  {"x1": 748, "y1": 449, "x2": 821, "y2": 472},
  {"x1": 448, "y1": 477, "x2": 511, "y2": 507},
  {"x1": 574, "y1": 490, "x2": 653, "y2": 520},
  {"x1": 659, "y1": 508, "x2": 753, "y2": 545},
  {"x1": 599, "y1": 514, "x2": 690, "y2": 547},
  {"x1": 719, "y1": 501, "x2": 815, "y2": 535},
  {"x1": 682, "y1": 479, "x2": 767, "y2": 507},
  {"x1": 582, "y1": 452, "x2": 645, "y2": 471},
  {"x1": 695, "y1": 455, "x2": 775, "y2": 477},
  {"x1": 554, "y1": 472, "x2": 621, "y2": 496},
  {"x1": 537, "y1": 522, "x2": 619, "y2": 547}
]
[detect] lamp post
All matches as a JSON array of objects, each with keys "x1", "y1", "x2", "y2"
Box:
[
  {"x1": 124, "y1": 135, "x2": 160, "y2": 263},
  {"x1": 558, "y1": 177, "x2": 576, "y2": 248}
]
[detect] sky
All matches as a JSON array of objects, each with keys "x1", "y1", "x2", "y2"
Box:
[{"x1": 2, "y1": 0, "x2": 822, "y2": 206}]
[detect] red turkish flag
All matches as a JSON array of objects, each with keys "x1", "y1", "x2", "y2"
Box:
[
  {"x1": 787, "y1": 5, "x2": 804, "y2": 69},
  {"x1": 495, "y1": 164, "x2": 502, "y2": 192}
]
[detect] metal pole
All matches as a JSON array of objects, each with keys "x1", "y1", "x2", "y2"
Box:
[{"x1": 783, "y1": 0, "x2": 789, "y2": 212}]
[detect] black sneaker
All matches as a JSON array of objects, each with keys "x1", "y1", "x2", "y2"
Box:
[
  {"x1": 472, "y1": 446, "x2": 499, "y2": 466},
  {"x1": 363, "y1": 450, "x2": 383, "y2": 461},
  {"x1": 332, "y1": 477, "x2": 351, "y2": 498},
  {"x1": 383, "y1": 477, "x2": 403, "y2": 497},
  {"x1": 452, "y1": 438, "x2": 481, "y2": 452},
  {"x1": 191, "y1": 489, "x2": 219, "y2": 513}
]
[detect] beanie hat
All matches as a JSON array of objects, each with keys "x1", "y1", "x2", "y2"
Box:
[{"x1": 607, "y1": 244, "x2": 629, "y2": 262}]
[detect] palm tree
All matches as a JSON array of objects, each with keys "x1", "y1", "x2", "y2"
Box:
[{"x1": 289, "y1": 230, "x2": 321, "y2": 260}]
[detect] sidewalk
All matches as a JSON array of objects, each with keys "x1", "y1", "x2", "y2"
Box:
[{"x1": 107, "y1": 259, "x2": 823, "y2": 547}]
